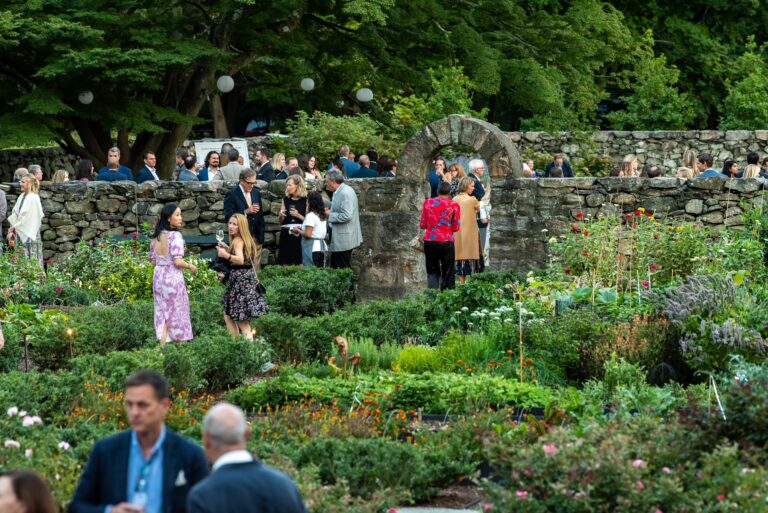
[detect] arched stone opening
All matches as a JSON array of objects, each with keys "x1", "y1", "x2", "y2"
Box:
[{"x1": 397, "y1": 115, "x2": 524, "y2": 180}]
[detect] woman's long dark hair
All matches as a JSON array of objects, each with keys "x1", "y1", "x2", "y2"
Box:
[
  {"x1": 306, "y1": 190, "x2": 326, "y2": 220},
  {"x1": 722, "y1": 159, "x2": 737, "y2": 177},
  {"x1": 1, "y1": 471, "x2": 58, "y2": 513},
  {"x1": 77, "y1": 159, "x2": 93, "y2": 180},
  {"x1": 152, "y1": 203, "x2": 179, "y2": 239}
]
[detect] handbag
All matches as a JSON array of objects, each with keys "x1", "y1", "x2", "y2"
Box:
[{"x1": 251, "y1": 259, "x2": 267, "y2": 295}]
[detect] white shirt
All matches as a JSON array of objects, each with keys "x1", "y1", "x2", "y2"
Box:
[
  {"x1": 148, "y1": 167, "x2": 159, "y2": 180},
  {"x1": 302, "y1": 211, "x2": 327, "y2": 252},
  {"x1": 212, "y1": 449, "x2": 254, "y2": 472}
]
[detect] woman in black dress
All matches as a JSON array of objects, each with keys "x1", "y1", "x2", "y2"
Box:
[
  {"x1": 277, "y1": 175, "x2": 307, "y2": 265},
  {"x1": 217, "y1": 214, "x2": 269, "y2": 339}
]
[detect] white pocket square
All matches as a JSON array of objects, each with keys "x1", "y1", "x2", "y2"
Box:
[{"x1": 174, "y1": 470, "x2": 187, "y2": 487}]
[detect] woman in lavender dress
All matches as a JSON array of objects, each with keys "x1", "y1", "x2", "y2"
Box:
[{"x1": 150, "y1": 204, "x2": 197, "y2": 345}]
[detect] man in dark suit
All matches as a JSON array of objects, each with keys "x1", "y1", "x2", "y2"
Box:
[
  {"x1": 223, "y1": 169, "x2": 265, "y2": 268},
  {"x1": 187, "y1": 403, "x2": 306, "y2": 513},
  {"x1": 136, "y1": 151, "x2": 161, "y2": 184},
  {"x1": 69, "y1": 370, "x2": 208, "y2": 513},
  {"x1": 352, "y1": 155, "x2": 379, "y2": 178},
  {"x1": 544, "y1": 153, "x2": 574, "y2": 177},
  {"x1": 255, "y1": 147, "x2": 275, "y2": 182}
]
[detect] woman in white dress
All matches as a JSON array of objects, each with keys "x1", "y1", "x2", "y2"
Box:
[
  {"x1": 294, "y1": 191, "x2": 328, "y2": 268},
  {"x1": 6, "y1": 175, "x2": 44, "y2": 265}
]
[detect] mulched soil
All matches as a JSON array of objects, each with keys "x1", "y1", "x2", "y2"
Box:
[{"x1": 414, "y1": 481, "x2": 485, "y2": 509}]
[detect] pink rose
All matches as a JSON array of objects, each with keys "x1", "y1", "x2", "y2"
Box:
[
  {"x1": 483, "y1": 504, "x2": 493, "y2": 511},
  {"x1": 636, "y1": 480, "x2": 645, "y2": 490},
  {"x1": 3, "y1": 440, "x2": 20, "y2": 449},
  {"x1": 6, "y1": 407, "x2": 18, "y2": 417},
  {"x1": 516, "y1": 491, "x2": 528, "y2": 500},
  {"x1": 632, "y1": 459, "x2": 646, "y2": 468},
  {"x1": 662, "y1": 467, "x2": 671, "y2": 474},
  {"x1": 22, "y1": 416, "x2": 34, "y2": 427},
  {"x1": 543, "y1": 443, "x2": 558, "y2": 456}
]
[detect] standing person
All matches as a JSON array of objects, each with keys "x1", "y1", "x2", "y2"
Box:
[
  {"x1": 354, "y1": 155, "x2": 379, "y2": 178},
  {"x1": 198, "y1": 151, "x2": 220, "y2": 181},
  {"x1": 213, "y1": 149, "x2": 246, "y2": 181},
  {"x1": 0, "y1": 185, "x2": 6, "y2": 242},
  {"x1": 448, "y1": 162, "x2": 466, "y2": 197},
  {"x1": 77, "y1": 159, "x2": 95, "y2": 181},
  {"x1": 695, "y1": 153, "x2": 726, "y2": 178},
  {"x1": 324, "y1": 169, "x2": 362, "y2": 269},
  {"x1": 223, "y1": 169, "x2": 265, "y2": 268},
  {"x1": 0, "y1": 470, "x2": 58, "y2": 513},
  {"x1": 255, "y1": 147, "x2": 275, "y2": 182},
  {"x1": 545, "y1": 153, "x2": 574, "y2": 177},
  {"x1": 681, "y1": 149, "x2": 698, "y2": 178},
  {"x1": 430, "y1": 157, "x2": 449, "y2": 197},
  {"x1": 136, "y1": 151, "x2": 161, "y2": 184},
  {"x1": 177, "y1": 157, "x2": 199, "y2": 182},
  {"x1": 29, "y1": 164, "x2": 44, "y2": 183},
  {"x1": 467, "y1": 159, "x2": 486, "y2": 202},
  {"x1": 150, "y1": 204, "x2": 196, "y2": 345},
  {"x1": 453, "y1": 177, "x2": 481, "y2": 284},
  {"x1": 6, "y1": 175, "x2": 44, "y2": 265},
  {"x1": 307, "y1": 155, "x2": 322, "y2": 180},
  {"x1": 216, "y1": 214, "x2": 269, "y2": 340},
  {"x1": 271, "y1": 153, "x2": 287, "y2": 180},
  {"x1": 52, "y1": 169, "x2": 69, "y2": 183},
  {"x1": 277, "y1": 175, "x2": 307, "y2": 265},
  {"x1": 187, "y1": 403, "x2": 306, "y2": 513},
  {"x1": 69, "y1": 370, "x2": 209, "y2": 513},
  {"x1": 294, "y1": 190, "x2": 328, "y2": 268},
  {"x1": 97, "y1": 147, "x2": 134, "y2": 181},
  {"x1": 420, "y1": 181, "x2": 460, "y2": 290}
]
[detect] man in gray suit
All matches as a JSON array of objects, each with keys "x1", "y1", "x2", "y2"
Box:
[
  {"x1": 187, "y1": 403, "x2": 306, "y2": 513},
  {"x1": 0, "y1": 187, "x2": 6, "y2": 241},
  {"x1": 324, "y1": 169, "x2": 362, "y2": 269},
  {"x1": 213, "y1": 148, "x2": 247, "y2": 181}
]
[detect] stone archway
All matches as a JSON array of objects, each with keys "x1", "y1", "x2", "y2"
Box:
[{"x1": 397, "y1": 115, "x2": 524, "y2": 179}]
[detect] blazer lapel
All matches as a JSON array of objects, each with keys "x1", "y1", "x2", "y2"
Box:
[
  {"x1": 114, "y1": 432, "x2": 131, "y2": 503},
  {"x1": 162, "y1": 433, "x2": 176, "y2": 513}
]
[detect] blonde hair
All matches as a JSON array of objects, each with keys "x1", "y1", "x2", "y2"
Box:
[
  {"x1": 682, "y1": 149, "x2": 699, "y2": 177},
  {"x1": 25, "y1": 175, "x2": 40, "y2": 194},
  {"x1": 271, "y1": 152, "x2": 285, "y2": 171},
  {"x1": 52, "y1": 169, "x2": 69, "y2": 183},
  {"x1": 620, "y1": 154, "x2": 638, "y2": 177},
  {"x1": 676, "y1": 166, "x2": 693, "y2": 180},
  {"x1": 285, "y1": 174, "x2": 307, "y2": 198},
  {"x1": 458, "y1": 176, "x2": 474, "y2": 193},
  {"x1": 449, "y1": 163, "x2": 466, "y2": 179},
  {"x1": 743, "y1": 164, "x2": 761, "y2": 179},
  {"x1": 231, "y1": 214, "x2": 260, "y2": 264}
]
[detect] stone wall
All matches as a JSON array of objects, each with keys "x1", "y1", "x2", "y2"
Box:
[
  {"x1": 0, "y1": 148, "x2": 80, "y2": 182},
  {"x1": 490, "y1": 177, "x2": 764, "y2": 273},
  {"x1": 0, "y1": 179, "x2": 426, "y2": 300},
  {"x1": 509, "y1": 130, "x2": 768, "y2": 173}
]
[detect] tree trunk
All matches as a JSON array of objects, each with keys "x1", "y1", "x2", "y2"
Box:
[{"x1": 211, "y1": 95, "x2": 230, "y2": 138}]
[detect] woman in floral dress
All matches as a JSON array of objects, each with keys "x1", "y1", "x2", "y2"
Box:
[
  {"x1": 150, "y1": 203, "x2": 197, "y2": 345},
  {"x1": 217, "y1": 214, "x2": 269, "y2": 340}
]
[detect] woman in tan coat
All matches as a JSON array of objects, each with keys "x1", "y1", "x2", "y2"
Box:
[{"x1": 453, "y1": 177, "x2": 481, "y2": 284}]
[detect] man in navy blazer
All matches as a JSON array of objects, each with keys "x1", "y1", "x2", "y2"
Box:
[
  {"x1": 136, "y1": 151, "x2": 161, "y2": 184},
  {"x1": 187, "y1": 403, "x2": 306, "y2": 513},
  {"x1": 69, "y1": 371, "x2": 208, "y2": 513},
  {"x1": 223, "y1": 169, "x2": 265, "y2": 265}
]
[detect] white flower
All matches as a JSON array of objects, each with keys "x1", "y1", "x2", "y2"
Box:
[
  {"x1": 541, "y1": 229, "x2": 548, "y2": 233},
  {"x1": 55, "y1": 474, "x2": 61, "y2": 481},
  {"x1": 31, "y1": 416, "x2": 42, "y2": 425},
  {"x1": 461, "y1": 307, "x2": 469, "y2": 312},
  {"x1": 504, "y1": 318, "x2": 513, "y2": 324},
  {"x1": 7, "y1": 407, "x2": 18, "y2": 417},
  {"x1": 3, "y1": 440, "x2": 20, "y2": 449},
  {"x1": 548, "y1": 237, "x2": 558, "y2": 244},
  {"x1": 24, "y1": 449, "x2": 33, "y2": 458},
  {"x1": 58, "y1": 441, "x2": 71, "y2": 450},
  {"x1": 22, "y1": 416, "x2": 34, "y2": 427},
  {"x1": 18, "y1": 410, "x2": 27, "y2": 417}
]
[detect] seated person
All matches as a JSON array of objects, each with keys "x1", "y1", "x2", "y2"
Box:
[
  {"x1": 548, "y1": 167, "x2": 563, "y2": 178},
  {"x1": 545, "y1": 153, "x2": 573, "y2": 177},
  {"x1": 695, "y1": 153, "x2": 727, "y2": 178},
  {"x1": 640, "y1": 164, "x2": 662, "y2": 178}
]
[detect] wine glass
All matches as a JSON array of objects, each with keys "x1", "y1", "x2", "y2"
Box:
[{"x1": 216, "y1": 229, "x2": 225, "y2": 243}]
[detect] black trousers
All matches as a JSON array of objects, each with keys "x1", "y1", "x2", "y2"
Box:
[
  {"x1": 424, "y1": 240, "x2": 455, "y2": 290},
  {"x1": 331, "y1": 250, "x2": 353, "y2": 269}
]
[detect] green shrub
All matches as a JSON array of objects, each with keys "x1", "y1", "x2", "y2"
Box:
[
  {"x1": 392, "y1": 345, "x2": 441, "y2": 373},
  {"x1": 345, "y1": 335, "x2": 400, "y2": 372},
  {"x1": 260, "y1": 266, "x2": 354, "y2": 317},
  {"x1": 69, "y1": 348, "x2": 164, "y2": 390}
]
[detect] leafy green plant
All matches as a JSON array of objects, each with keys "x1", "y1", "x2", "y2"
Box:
[
  {"x1": 392, "y1": 345, "x2": 441, "y2": 373},
  {"x1": 260, "y1": 266, "x2": 354, "y2": 317}
]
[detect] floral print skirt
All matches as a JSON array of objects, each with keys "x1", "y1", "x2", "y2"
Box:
[{"x1": 222, "y1": 268, "x2": 269, "y2": 322}]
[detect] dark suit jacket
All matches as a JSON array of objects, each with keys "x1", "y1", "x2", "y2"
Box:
[
  {"x1": 136, "y1": 166, "x2": 160, "y2": 184},
  {"x1": 97, "y1": 165, "x2": 134, "y2": 181},
  {"x1": 69, "y1": 430, "x2": 208, "y2": 513},
  {"x1": 224, "y1": 186, "x2": 265, "y2": 243},
  {"x1": 353, "y1": 166, "x2": 379, "y2": 178},
  {"x1": 545, "y1": 160, "x2": 574, "y2": 177},
  {"x1": 257, "y1": 162, "x2": 275, "y2": 182},
  {"x1": 187, "y1": 460, "x2": 306, "y2": 513},
  {"x1": 274, "y1": 170, "x2": 288, "y2": 180}
]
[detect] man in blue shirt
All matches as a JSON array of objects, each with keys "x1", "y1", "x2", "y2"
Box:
[
  {"x1": 69, "y1": 370, "x2": 208, "y2": 513},
  {"x1": 97, "y1": 147, "x2": 135, "y2": 181},
  {"x1": 695, "y1": 153, "x2": 727, "y2": 178},
  {"x1": 328, "y1": 145, "x2": 360, "y2": 178}
]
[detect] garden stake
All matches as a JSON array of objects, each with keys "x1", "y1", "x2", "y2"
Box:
[
  {"x1": 708, "y1": 375, "x2": 727, "y2": 420},
  {"x1": 518, "y1": 287, "x2": 524, "y2": 384}
]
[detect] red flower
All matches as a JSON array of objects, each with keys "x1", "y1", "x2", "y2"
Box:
[
  {"x1": 634, "y1": 211, "x2": 641, "y2": 216},
  {"x1": 583, "y1": 230, "x2": 590, "y2": 236},
  {"x1": 717, "y1": 495, "x2": 726, "y2": 502},
  {"x1": 582, "y1": 252, "x2": 589, "y2": 257},
  {"x1": 575, "y1": 212, "x2": 584, "y2": 220},
  {"x1": 55, "y1": 286, "x2": 63, "y2": 294},
  {"x1": 642, "y1": 281, "x2": 650, "y2": 288},
  {"x1": 133, "y1": 249, "x2": 139, "y2": 254},
  {"x1": 645, "y1": 212, "x2": 653, "y2": 218},
  {"x1": 133, "y1": 232, "x2": 139, "y2": 241},
  {"x1": 571, "y1": 225, "x2": 580, "y2": 233},
  {"x1": 631, "y1": 223, "x2": 637, "y2": 228},
  {"x1": 625, "y1": 214, "x2": 632, "y2": 219},
  {"x1": 564, "y1": 268, "x2": 572, "y2": 275}
]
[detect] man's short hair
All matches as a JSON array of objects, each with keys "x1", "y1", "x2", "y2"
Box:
[
  {"x1": 204, "y1": 403, "x2": 248, "y2": 447},
  {"x1": 358, "y1": 155, "x2": 370, "y2": 167},
  {"x1": 643, "y1": 164, "x2": 661, "y2": 178},
  {"x1": 184, "y1": 156, "x2": 197, "y2": 170},
  {"x1": 143, "y1": 151, "x2": 156, "y2": 160},
  {"x1": 339, "y1": 145, "x2": 350, "y2": 157},
  {"x1": 257, "y1": 147, "x2": 269, "y2": 159},
  {"x1": 29, "y1": 164, "x2": 42, "y2": 173},
  {"x1": 549, "y1": 167, "x2": 564, "y2": 178},
  {"x1": 13, "y1": 168, "x2": 29, "y2": 181},
  {"x1": 326, "y1": 168, "x2": 344, "y2": 184},
  {"x1": 108, "y1": 147, "x2": 120, "y2": 156},
  {"x1": 437, "y1": 181, "x2": 452, "y2": 195},
  {"x1": 239, "y1": 168, "x2": 256, "y2": 181},
  {"x1": 125, "y1": 370, "x2": 170, "y2": 401},
  {"x1": 747, "y1": 152, "x2": 760, "y2": 165},
  {"x1": 220, "y1": 142, "x2": 234, "y2": 154},
  {"x1": 697, "y1": 153, "x2": 714, "y2": 167},
  {"x1": 468, "y1": 159, "x2": 484, "y2": 172},
  {"x1": 176, "y1": 148, "x2": 189, "y2": 159},
  {"x1": 228, "y1": 148, "x2": 239, "y2": 162}
]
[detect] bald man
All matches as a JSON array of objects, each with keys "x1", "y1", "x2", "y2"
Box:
[{"x1": 187, "y1": 403, "x2": 306, "y2": 513}]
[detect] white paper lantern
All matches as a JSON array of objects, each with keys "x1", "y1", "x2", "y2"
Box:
[
  {"x1": 355, "y1": 87, "x2": 373, "y2": 103},
  {"x1": 216, "y1": 75, "x2": 235, "y2": 93},
  {"x1": 300, "y1": 78, "x2": 315, "y2": 91},
  {"x1": 336, "y1": 100, "x2": 345, "y2": 108},
  {"x1": 78, "y1": 91, "x2": 94, "y2": 105}
]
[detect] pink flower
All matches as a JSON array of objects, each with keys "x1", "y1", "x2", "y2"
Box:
[
  {"x1": 642, "y1": 281, "x2": 650, "y2": 288},
  {"x1": 31, "y1": 416, "x2": 42, "y2": 425},
  {"x1": 22, "y1": 416, "x2": 34, "y2": 427},
  {"x1": 7, "y1": 407, "x2": 18, "y2": 417},
  {"x1": 3, "y1": 440, "x2": 20, "y2": 449},
  {"x1": 543, "y1": 443, "x2": 558, "y2": 456},
  {"x1": 655, "y1": 510, "x2": 664, "y2": 513},
  {"x1": 636, "y1": 480, "x2": 645, "y2": 490},
  {"x1": 516, "y1": 491, "x2": 528, "y2": 500},
  {"x1": 24, "y1": 449, "x2": 33, "y2": 458},
  {"x1": 650, "y1": 263, "x2": 659, "y2": 270},
  {"x1": 389, "y1": 509, "x2": 397, "y2": 513},
  {"x1": 632, "y1": 459, "x2": 646, "y2": 468},
  {"x1": 18, "y1": 410, "x2": 27, "y2": 417},
  {"x1": 717, "y1": 495, "x2": 726, "y2": 502},
  {"x1": 483, "y1": 504, "x2": 493, "y2": 511},
  {"x1": 55, "y1": 286, "x2": 63, "y2": 294},
  {"x1": 58, "y1": 441, "x2": 71, "y2": 450},
  {"x1": 661, "y1": 467, "x2": 671, "y2": 474}
]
